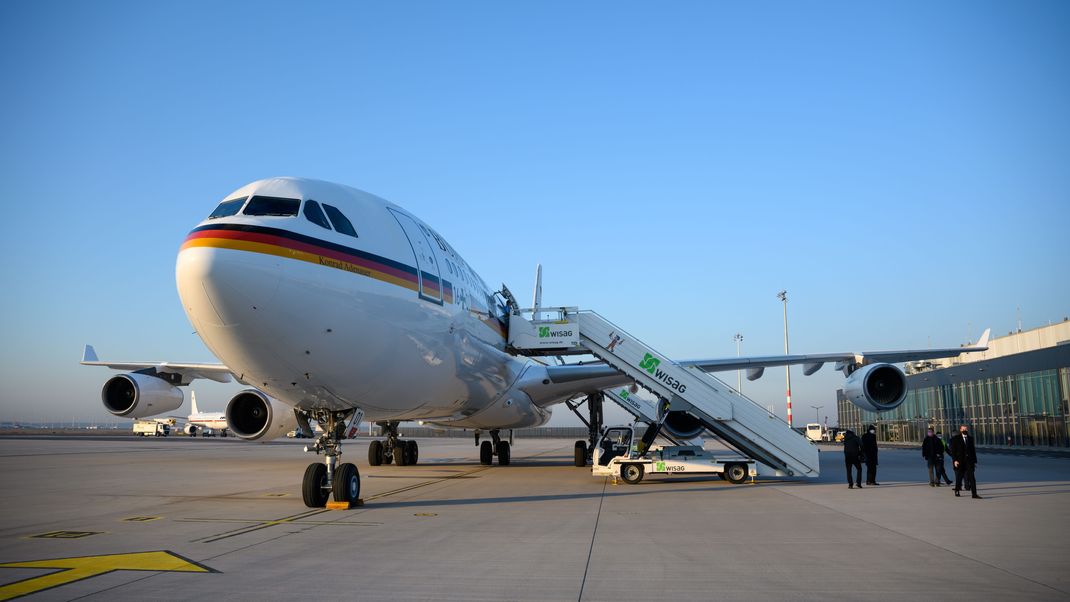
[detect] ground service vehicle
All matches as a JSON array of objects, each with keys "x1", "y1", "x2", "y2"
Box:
[
  {"x1": 590, "y1": 424, "x2": 755, "y2": 485},
  {"x1": 806, "y1": 423, "x2": 824, "y2": 442},
  {"x1": 133, "y1": 420, "x2": 170, "y2": 437}
]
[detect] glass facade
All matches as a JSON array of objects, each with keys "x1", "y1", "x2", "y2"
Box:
[{"x1": 837, "y1": 346, "x2": 1070, "y2": 448}]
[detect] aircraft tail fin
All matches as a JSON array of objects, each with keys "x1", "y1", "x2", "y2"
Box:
[
  {"x1": 975, "y1": 328, "x2": 991, "y2": 349},
  {"x1": 191, "y1": 390, "x2": 199, "y2": 415},
  {"x1": 531, "y1": 264, "x2": 543, "y2": 320}
]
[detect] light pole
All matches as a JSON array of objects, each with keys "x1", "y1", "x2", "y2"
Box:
[
  {"x1": 811, "y1": 405, "x2": 823, "y2": 425},
  {"x1": 734, "y1": 333, "x2": 743, "y2": 394},
  {"x1": 778, "y1": 290, "x2": 793, "y2": 427}
]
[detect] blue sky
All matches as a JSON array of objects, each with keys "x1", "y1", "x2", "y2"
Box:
[{"x1": 1, "y1": 1, "x2": 1067, "y2": 426}]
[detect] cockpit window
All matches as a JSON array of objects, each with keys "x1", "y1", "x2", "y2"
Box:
[
  {"x1": 303, "y1": 200, "x2": 332, "y2": 230},
  {"x1": 243, "y1": 196, "x2": 300, "y2": 217},
  {"x1": 322, "y1": 204, "x2": 358, "y2": 237},
  {"x1": 207, "y1": 197, "x2": 246, "y2": 219}
]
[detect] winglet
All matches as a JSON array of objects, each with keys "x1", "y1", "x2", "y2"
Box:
[
  {"x1": 82, "y1": 344, "x2": 99, "y2": 363},
  {"x1": 975, "y1": 328, "x2": 990, "y2": 349}
]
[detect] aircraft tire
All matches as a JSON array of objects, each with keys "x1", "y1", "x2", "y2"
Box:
[
  {"x1": 368, "y1": 441, "x2": 383, "y2": 466},
  {"x1": 302, "y1": 463, "x2": 330, "y2": 508},
  {"x1": 496, "y1": 441, "x2": 510, "y2": 465},
  {"x1": 620, "y1": 463, "x2": 644, "y2": 484},
  {"x1": 332, "y1": 463, "x2": 360, "y2": 503},
  {"x1": 395, "y1": 442, "x2": 409, "y2": 466},
  {"x1": 574, "y1": 441, "x2": 587, "y2": 467},
  {"x1": 479, "y1": 440, "x2": 493, "y2": 465},
  {"x1": 407, "y1": 440, "x2": 419, "y2": 465}
]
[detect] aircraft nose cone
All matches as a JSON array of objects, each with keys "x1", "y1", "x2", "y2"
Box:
[{"x1": 176, "y1": 238, "x2": 282, "y2": 327}]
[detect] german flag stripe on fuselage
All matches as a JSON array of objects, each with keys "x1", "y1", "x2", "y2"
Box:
[{"x1": 182, "y1": 224, "x2": 454, "y2": 304}]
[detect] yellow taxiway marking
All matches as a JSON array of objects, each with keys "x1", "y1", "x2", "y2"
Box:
[{"x1": 0, "y1": 551, "x2": 216, "y2": 601}]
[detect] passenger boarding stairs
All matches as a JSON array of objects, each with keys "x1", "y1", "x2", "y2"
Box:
[{"x1": 510, "y1": 308, "x2": 820, "y2": 478}]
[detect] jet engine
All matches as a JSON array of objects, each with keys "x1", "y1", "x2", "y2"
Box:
[
  {"x1": 842, "y1": 363, "x2": 908, "y2": 412},
  {"x1": 101, "y1": 373, "x2": 183, "y2": 419},
  {"x1": 225, "y1": 389, "x2": 297, "y2": 441},
  {"x1": 658, "y1": 409, "x2": 706, "y2": 439},
  {"x1": 184, "y1": 424, "x2": 199, "y2": 436}
]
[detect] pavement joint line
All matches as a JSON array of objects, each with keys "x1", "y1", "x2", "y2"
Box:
[
  {"x1": 577, "y1": 476, "x2": 609, "y2": 602},
  {"x1": 771, "y1": 484, "x2": 1070, "y2": 597},
  {"x1": 191, "y1": 509, "x2": 330, "y2": 544},
  {"x1": 188, "y1": 446, "x2": 564, "y2": 544}
]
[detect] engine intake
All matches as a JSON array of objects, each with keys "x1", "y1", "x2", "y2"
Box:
[
  {"x1": 659, "y1": 410, "x2": 705, "y2": 439},
  {"x1": 101, "y1": 373, "x2": 183, "y2": 419},
  {"x1": 843, "y1": 363, "x2": 908, "y2": 412},
  {"x1": 225, "y1": 389, "x2": 297, "y2": 441}
]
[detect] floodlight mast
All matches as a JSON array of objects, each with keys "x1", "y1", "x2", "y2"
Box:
[{"x1": 777, "y1": 290, "x2": 792, "y2": 427}]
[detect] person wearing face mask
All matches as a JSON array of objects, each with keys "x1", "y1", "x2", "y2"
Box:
[
  {"x1": 842, "y1": 430, "x2": 864, "y2": 489},
  {"x1": 861, "y1": 425, "x2": 879, "y2": 485},
  {"x1": 948, "y1": 424, "x2": 981, "y2": 499}
]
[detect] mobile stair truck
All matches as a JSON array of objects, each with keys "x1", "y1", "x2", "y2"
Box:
[{"x1": 507, "y1": 304, "x2": 819, "y2": 482}]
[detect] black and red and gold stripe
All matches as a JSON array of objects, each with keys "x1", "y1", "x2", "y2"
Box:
[{"x1": 182, "y1": 224, "x2": 454, "y2": 304}]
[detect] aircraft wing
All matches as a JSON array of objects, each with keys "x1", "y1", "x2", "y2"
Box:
[
  {"x1": 80, "y1": 345, "x2": 234, "y2": 384},
  {"x1": 678, "y1": 329, "x2": 990, "y2": 380}
]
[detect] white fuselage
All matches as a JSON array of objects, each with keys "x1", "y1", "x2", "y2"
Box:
[
  {"x1": 188, "y1": 413, "x2": 228, "y2": 430},
  {"x1": 176, "y1": 177, "x2": 551, "y2": 429}
]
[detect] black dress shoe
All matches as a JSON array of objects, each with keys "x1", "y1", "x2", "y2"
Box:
[
  {"x1": 848, "y1": 484, "x2": 854, "y2": 489},
  {"x1": 872, "y1": 482, "x2": 880, "y2": 486},
  {"x1": 930, "y1": 482, "x2": 935, "y2": 487},
  {"x1": 945, "y1": 481, "x2": 953, "y2": 485},
  {"x1": 972, "y1": 495, "x2": 982, "y2": 499},
  {"x1": 954, "y1": 491, "x2": 960, "y2": 497},
  {"x1": 936, "y1": 482, "x2": 942, "y2": 487}
]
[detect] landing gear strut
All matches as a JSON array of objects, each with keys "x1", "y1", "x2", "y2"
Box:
[
  {"x1": 567, "y1": 392, "x2": 604, "y2": 467},
  {"x1": 301, "y1": 409, "x2": 361, "y2": 508},
  {"x1": 367, "y1": 421, "x2": 419, "y2": 467},
  {"x1": 479, "y1": 429, "x2": 510, "y2": 465}
]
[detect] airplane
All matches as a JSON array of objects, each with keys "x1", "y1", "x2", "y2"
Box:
[
  {"x1": 81, "y1": 177, "x2": 989, "y2": 508},
  {"x1": 181, "y1": 391, "x2": 228, "y2": 436}
]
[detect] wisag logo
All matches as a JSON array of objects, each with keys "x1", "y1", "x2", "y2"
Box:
[
  {"x1": 538, "y1": 326, "x2": 573, "y2": 338},
  {"x1": 639, "y1": 353, "x2": 661, "y2": 374},
  {"x1": 638, "y1": 353, "x2": 686, "y2": 392}
]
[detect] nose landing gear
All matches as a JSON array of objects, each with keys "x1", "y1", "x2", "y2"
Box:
[
  {"x1": 479, "y1": 429, "x2": 510, "y2": 466},
  {"x1": 301, "y1": 409, "x2": 362, "y2": 508}
]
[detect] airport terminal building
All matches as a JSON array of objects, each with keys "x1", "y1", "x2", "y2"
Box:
[{"x1": 837, "y1": 320, "x2": 1070, "y2": 448}]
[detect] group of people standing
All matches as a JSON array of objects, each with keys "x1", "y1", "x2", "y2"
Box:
[{"x1": 842, "y1": 424, "x2": 981, "y2": 499}]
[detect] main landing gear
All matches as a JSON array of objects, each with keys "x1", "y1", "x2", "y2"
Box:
[
  {"x1": 367, "y1": 421, "x2": 419, "y2": 467},
  {"x1": 301, "y1": 409, "x2": 361, "y2": 508},
  {"x1": 566, "y1": 392, "x2": 604, "y2": 467},
  {"x1": 475, "y1": 429, "x2": 511, "y2": 466}
]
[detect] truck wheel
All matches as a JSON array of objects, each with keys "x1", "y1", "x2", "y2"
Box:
[
  {"x1": 725, "y1": 463, "x2": 748, "y2": 484},
  {"x1": 479, "y1": 440, "x2": 493, "y2": 465},
  {"x1": 574, "y1": 441, "x2": 587, "y2": 467},
  {"x1": 620, "y1": 463, "x2": 644, "y2": 484},
  {"x1": 368, "y1": 440, "x2": 383, "y2": 466}
]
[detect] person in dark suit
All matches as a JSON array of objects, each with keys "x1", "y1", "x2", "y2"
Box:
[
  {"x1": 861, "y1": 425, "x2": 879, "y2": 485},
  {"x1": 948, "y1": 424, "x2": 981, "y2": 499},
  {"x1": 935, "y1": 431, "x2": 953, "y2": 485},
  {"x1": 842, "y1": 430, "x2": 863, "y2": 489},
  {"x1": 922, "y1": 428, "x2": 943, "y2": 486}
]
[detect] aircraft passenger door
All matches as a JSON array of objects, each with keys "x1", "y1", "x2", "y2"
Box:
[{"x1": 389, "y1": 209, "x2": 443, "y2": 303}]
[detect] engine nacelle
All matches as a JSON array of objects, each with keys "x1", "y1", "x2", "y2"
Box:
[
  {"x1": 225, "y1": 389, "x2": 297, "y2": 441},
  {"x1": 843, "y1": 363, "x2": 908, "y2": 412},
  {"x1": 101, "y1": 373, "x2": 184, "y2": 419},
  {"x1": 658, "y1": 409, "x2": 706, "y2": 439},
  {"x1": 184, "y1": 424, "x2": 199, "y2": 436}
]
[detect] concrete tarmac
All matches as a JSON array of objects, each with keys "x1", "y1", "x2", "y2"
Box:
[{"x1": 0, "y1": 436, "x2": 1067, "y2": 601}]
